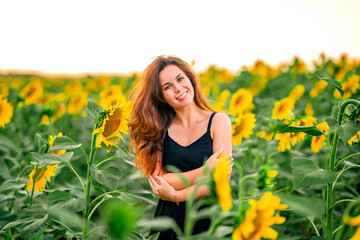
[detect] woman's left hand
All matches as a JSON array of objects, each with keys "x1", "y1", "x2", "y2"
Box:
[{"x1": 149, "y1": 175, "x2": 177, "y2": 202}]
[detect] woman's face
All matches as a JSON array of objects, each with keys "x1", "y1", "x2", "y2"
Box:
[{"x1": 159, "y1": 64, "x2": 195, "y2": 109}]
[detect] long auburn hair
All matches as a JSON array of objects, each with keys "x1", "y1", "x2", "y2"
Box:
[{"x1": 128, "y1": 56, "x2": 214, "y2": 177}]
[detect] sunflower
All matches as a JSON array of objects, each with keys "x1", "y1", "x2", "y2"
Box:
[
  {"x1": 213, "y1": 153, "x2": 232, "y2": 211},
  {"x1": 289, "y1": 116, "x2": 317, "y2": 146},
  {"x1": 229, "y1": 89, "x2": 254, "y2": 115},
  {"x1": 271, "y1": 97, "x2": 295, "y2": 121},
  {"x1": 20, "y1": 80, "x2": 43, "y2": 105},
  {"x1": 334, "y1": 75, "x2": 359, "y2": 99},
  {"x1": 348, "y1": 131, "x2": 360, "y2": 146},
  {"x1": 212, "y1": 89, "x2": 231, "y2": 111},
  {"x1": 288, "y1": 84, "x2": 305, "y2": 101},
  {"x1": 85, "y1": 77, "x2": 110, "y2": 93},
  {"x1": 0, "y1": 83, "x2": 9, "y2": 97},
  {"x1": 64, "y1": 81, "x2": 83, "y2": 97},
  {"x1": 248, "y1": 76, "x2": 268, "y2": 96},
  {"x1": 257, "y1": 166, "x2": 278, "y2": 190},
  {"x1": 48, "y1": 132, "x2": 66, "y2": 155},
  {"x1": 232, "y1": 192, "x2": 287, "y2": 240},
  {"x1": 305, "y1": 103, "x2": 314, "y2": 116},
  {"x1": 98, "y1": 85, "x2": 127, "y2": 109},
  {"x1": 26, "y1": 164, "x2": 58, "y2": 192},
  {"x1": 41, "y1": 102, "x2": 66, "y2": 125},
  {"x1": 93, "y1": 101, "x2": 132, "y2": 148},
  {"x1": 232, "y1": 113, "x2": 256, "y2": 145},
  {"x1": 257, "y1": 130, "x2": 274, "y2": 141},
  {"x1": 275, "y1": 133, "x2": 292, "y2": 152},
  {"x1": 67, "y1": 92, "x2": 88, "y2": 116},
  {"x1": 0, "y1": 96, "x2": 13, "y2": 128},
  {"x1": 309, "y1": 81, "x2": 328, "y2": 98},
  {"x1": 311, "y1": 122, "x2": 330, "y2": 153},
  {"x1": 343, "y1": 214, "x2": 360, "y2": 240}
]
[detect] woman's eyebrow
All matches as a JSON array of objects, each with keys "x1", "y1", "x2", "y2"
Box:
[{"x1": 161, "y1": 73, "x2": 183, "y2": 87}]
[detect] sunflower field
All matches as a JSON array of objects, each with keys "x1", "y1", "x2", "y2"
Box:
[{"x1": 0, "y1": 53, "x2": 360, "y2": 240}]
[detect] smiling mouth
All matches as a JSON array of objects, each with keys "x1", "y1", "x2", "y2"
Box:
[{"x1": 176, "y1": 91, "x2": 188, "y2": 100}]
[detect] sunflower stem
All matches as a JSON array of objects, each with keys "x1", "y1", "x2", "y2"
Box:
[
  {"x1": 29, "y1": 166, "x2": 38, "y2": 207},
  {"x1": 52, "y1": 219, "x2": 80, "y2": 240},
  {"x1": 83, "y1": 131, "x2": 97, "y2": 240},
  {"x1": 325, "y1": 99, "x2": 360, "y2": 240},
  {"x1": 64, "y1": 162, "x2": 86, "y2": 194},
  {"x1": 47, "y1": 115, "x2": 54, "y2": 136},
  {"x1": 335, "y1": 152, "x2": 360, "y2": 170},
  {"x1": 89, "y1": 189, "x2": 124, "y2": 208}
]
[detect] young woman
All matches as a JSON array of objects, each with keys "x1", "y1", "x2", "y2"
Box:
[{"x1": 129, "y1": 56, "x2": 232, "y2": 239}]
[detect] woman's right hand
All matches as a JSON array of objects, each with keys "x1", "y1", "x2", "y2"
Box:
[{"x1": 205, "y1": 147, "x2": 224, "y2": 171}]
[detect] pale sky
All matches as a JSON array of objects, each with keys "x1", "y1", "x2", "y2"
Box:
[{"x1": 0, "y1": 0, "x2": 359, "y2": 75}]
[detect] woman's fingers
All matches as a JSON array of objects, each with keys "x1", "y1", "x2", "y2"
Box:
[{"x1": 149, "y1": 176, "x2": 160, "y2": 195}]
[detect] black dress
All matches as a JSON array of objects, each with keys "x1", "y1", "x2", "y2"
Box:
[{"x1": 150, "y1": 112, "x2": 216, "y2": 240}]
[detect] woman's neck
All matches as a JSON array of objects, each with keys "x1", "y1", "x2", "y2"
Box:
[{"x1": 173, "y1": 105, "x2": 204, "y2": 128}]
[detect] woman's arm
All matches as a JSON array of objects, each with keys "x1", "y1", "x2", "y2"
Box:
[
  {"x1": 151, "y1": 147, "x2": 225, "y2": 191},
  {"x1": 149, "y1": 175, "x2": 209, "y2": 202},
  {"x1": 149, "y1": 113, "x2": 233, "y2": 202}
]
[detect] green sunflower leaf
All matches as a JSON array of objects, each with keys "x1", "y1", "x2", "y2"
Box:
[
  {"x1": 90, "y1": 163, "x2": 122, "y2": 190},
  {"x1": 137, "y1": 216, "x2": 183, "y2": 238},
  {"x1": 2, "y1": 205, "x2": 48, "y2": 235},
  {"x1": 49, "y1": 136, "x2": 82, "y2": 152},
  {"x1": 31, "y1": 152, "x2": 74, "y2": 167},
  {"x1": 313, "y1": 74, "x2": 344, "y2": 98},
  {"x1": 48, "y1": 190, "x2": 86, "y2": 212},
  {"x1": 85, "y1": 98, "x2": 104, "y2": 120},
  {"x1": 30, "y1": 228, "x2": 46, "y2": 240},
  {"x1": 291, "y1": 157, "x2": 336, "y2": 188},
  {"x1": 277, "y1": 193, "x2": 324, "y2": 218},
  {"x1": 278, "y1": 125, "x2": 323, "y2": 136},
  {"x1": 325, "y1": 117, "x2": 341, "y2": 134},
  {"x1": 338, "y1": 119, "x2": 360, "y2": 144}
]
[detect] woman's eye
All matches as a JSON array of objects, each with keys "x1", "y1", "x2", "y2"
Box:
[
  {"x1": 177, "y1": 77, "x2": 184, "y2": 82},
  {"x1": 164, "y1": 85, "x2": 171, "y2": 90}
]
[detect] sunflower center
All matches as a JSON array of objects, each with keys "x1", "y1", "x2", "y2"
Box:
[
  {"x1": 277, "y1": 103, "x2": 285, "y2": 114},
  {"x1": 234, "y1": 119, "x2": 245, "y2": 135},
  {"x1": 26, "y1": 86, "x2": 36, "y2": 97},
  {"x1": 34, "y1": 167, "x2": 46, "y2": 181},
  {"x1": 103, "y1": 109, "x2": 122, "y2": 137},
  {"x1": 235, "y1": 95, "x2": 245, "y2": 105}
]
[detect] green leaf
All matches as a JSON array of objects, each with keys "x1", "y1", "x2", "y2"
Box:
[
  {"x1": 313, "y1": 74, "x2": 344, "y2": 98},
  {"x1": 311, "y1": 237, "x2": 326, "y2": 240},
  {"x1": 31, "y1": 152, "x2": 74, "y2": 167},
  {"x1": 0, "y1": 179, "x2": 25, "y2": 193},
  {"x1": 49, "y1": 136, "x2": 82, "y2": 152},
  {"x1": 338, "y1": 120, "x2": 360, "y2": 144},
  {"x1": 2, "y1": 205, "x2": 48, "y2": 235},
  {"x1": 137, "y1": 216, "x2": 183, "y2": 238},
  {"x1": 35, "y1": 133, "x2": 46, "y2": 150},
  {"x1": 90, "y1": 164, "x2": 122, "y2": 190},
  {"x1": 277, "y1": 193, "x2": 324, "y2": 218},
  {"x1": 48, "y1": 190, "x2": 86, "y2": 212},
  {"x1": 325, "y1": 117, "x2": 341, "y2": 133},
  {"x1": 0, "y1": 194, "x2": 15, "y2": 204},
  {"x1": 30, "y1": 227, "x2": 46, "y2": 240},
  {"x1": 85, "y1": 98, "x2": 104, "y2": 120},
  {"x1": 291, "y1": 157, "x2": 337, "y2": 188},
  {"x1": 343, "y1": 161, "x2": 360, "y2": 170},
  {"x1": 148, "y1": 232, "x2": 160, "y2": 240},
  {"x1": 278, "y1": 125, "x2": 324, "y2": 136}
]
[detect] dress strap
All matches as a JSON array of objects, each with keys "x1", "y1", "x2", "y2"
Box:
[{"x1": 207, "y1": 112, "x2": 217, "y2": 132}]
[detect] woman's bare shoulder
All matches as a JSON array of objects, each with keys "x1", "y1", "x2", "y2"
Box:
[
  {"x1": 211, "y1": 112, "x2": 231, "y2": 134},
  {"x1": 213, "y1": 112, "x2": 231, "y2": 124}
]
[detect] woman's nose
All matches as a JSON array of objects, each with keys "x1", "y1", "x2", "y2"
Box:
[{"x1": 174, "y1": 83, "x2": 182, "y2": 92}]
